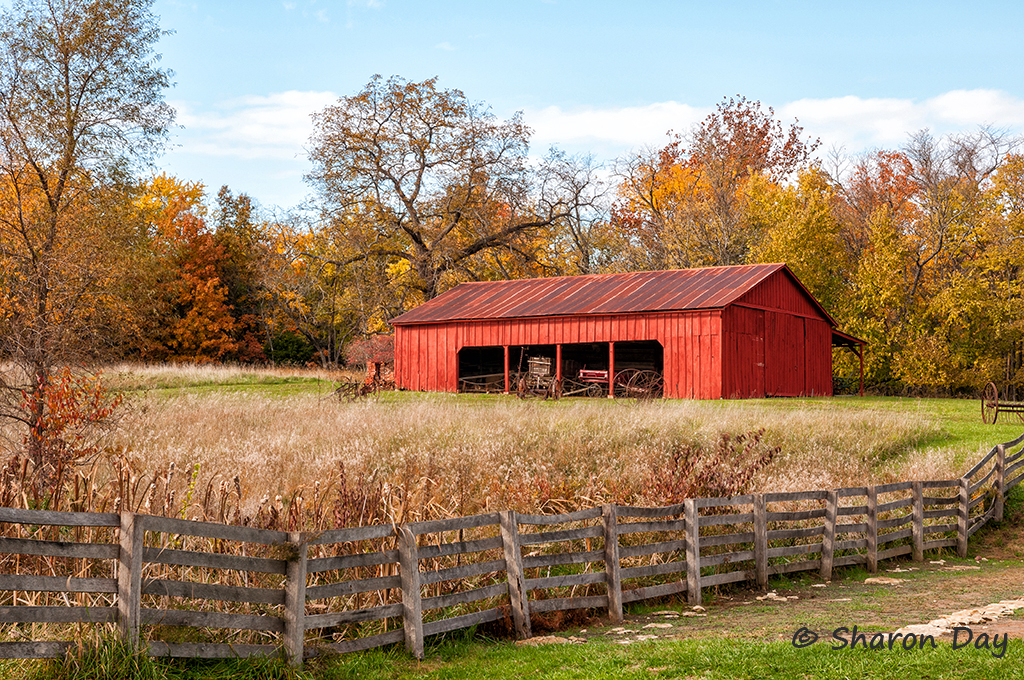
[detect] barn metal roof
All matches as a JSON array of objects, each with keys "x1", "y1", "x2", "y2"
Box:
[{"x1": 390, "y1": 263, "x2": 835, "y2": 326}]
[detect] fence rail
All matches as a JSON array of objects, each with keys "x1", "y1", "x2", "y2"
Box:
[{"x1": 2, "y1": 432, "x2": 1023, "y2": 665}]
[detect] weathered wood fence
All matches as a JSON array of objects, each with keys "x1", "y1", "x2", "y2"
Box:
[{"x1": 2, "y1": 432, "x2": 1022, "y2": 664}]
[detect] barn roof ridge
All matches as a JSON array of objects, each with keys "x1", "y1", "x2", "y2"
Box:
[{"x1": 389, "y1": 263, "x2": 833, "y2": 326}]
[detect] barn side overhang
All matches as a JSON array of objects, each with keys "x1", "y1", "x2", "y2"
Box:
[{"x1": 831, "y1": 328, "x2": 868, "y2": 396}]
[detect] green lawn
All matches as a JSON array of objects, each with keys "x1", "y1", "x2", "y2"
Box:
[{"x1": 10, "y1": 633, "x2": 1023, "y2": 680}]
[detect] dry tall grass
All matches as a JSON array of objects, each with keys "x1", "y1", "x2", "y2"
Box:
[
  {"x1": 0, "y1": 363, "x2": 966, "y2": 531},
  {"x1": 101, "y1": 391, "x2": 952, "y2": 528}
]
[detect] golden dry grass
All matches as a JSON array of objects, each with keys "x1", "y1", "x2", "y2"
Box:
[
  {"x1": 101, "y1": 378, "x2": 957, "y2": 528},
  {"x1": 0, "y1": 363, "x2": 981, "y2": 529},
  {"x1": 0, "y1": 364, "x2": 1008, "y2": 655}
]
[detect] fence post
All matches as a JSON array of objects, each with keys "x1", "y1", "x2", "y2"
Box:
[
  {"x1": 753, "y1": 494, "x2": 768, "y2": 589},
  {"x1": 397, "y1": 525, "x2": 424, "y2": 659},
  {"x1": 866, "y1": 486, "x2": 878, "y2": 573},
  {"x1": 957, "y1": 477, "x2": 970, "y2": 558},
  {"x1": 282, "y1": 531, "x2": 308, "y2": 666},
  {"x1": 602, "y1": 504, "x2": 623, "y2": 623},
  {"x1": 995, "y1": 445, "x2": 1006, "y2": 522},
  {"x1": 820, "y1": 490, "x2": 837, "y2": 581},
  {"x1": 500, "y1": 510, "x2": 531, "y2": 639},
  {"x1": 912, "y1": 481, "x2": 924, "y2": 562},
  {"x1": 117, "y1": 511, "x2": 144, "y2": 648},
  {"x1": 684, "y1": 498, "x2": 701, "y2": 606}
]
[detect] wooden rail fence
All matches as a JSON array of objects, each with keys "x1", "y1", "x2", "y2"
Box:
[{"x1": 1, "y1": 432, "x2": 1022, "y2": 664}]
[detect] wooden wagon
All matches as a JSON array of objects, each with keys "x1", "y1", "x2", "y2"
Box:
[
  {"x1": 516, "y1": 357, "x2": 560, "y2": 399},
  {"x1": 981, "y1": 382, "x2": 1024, "y2": 424}
]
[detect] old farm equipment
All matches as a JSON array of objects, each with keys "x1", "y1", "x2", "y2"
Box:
[
  {"x1": 560, "y1": 367, "x2": 664, "y2": 399},
  {"x1": 458, "y1": 373, "x2": 505, "y2": 393},
  {"x1": 516, "y1": 356, "x2": 560, "y2": 399},
  {"x1": 981, "y1": 382, "x2": 1024, "y2": 424},
  {"x1": 335, "y1": 362, "x2": 395, "y2": 402}
]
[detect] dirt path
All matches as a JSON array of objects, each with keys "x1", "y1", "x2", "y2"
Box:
[{"x1": 556, "y1": 512, "x2": 1024, "y2": 647}]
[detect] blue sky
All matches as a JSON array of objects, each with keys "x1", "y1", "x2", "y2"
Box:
[{"x1": 153, "y1": 0, "x2": 1024, "y2": 210}]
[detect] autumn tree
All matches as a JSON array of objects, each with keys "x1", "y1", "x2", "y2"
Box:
[
  {"x1": 613, "y1": 96, "x2": 818, "y2": 269},
  {"x1": 746, "y1": 166, "x2": 849, "y2": 313},
  {"x1": 0, "y1": 0, "x2": 173, "y2": 474},
  {"x1": 826, "y1": 131, "x2": 1019, "y2": 393},
  {"x1": 127, "y1": 176, "x2": 276, "y2": 364},
  {"x1": 260, "y1": 215, "x2": 366, "y2": 367},
  {"x1": 212, "y1": 187, "x2": 269, "y2": 361},
  {"x1": 306, "y1": 75, "x2": 597, "y2": 305},
  {"x1": 544, "y1": 151, "x2": 618, "y2": 275}
]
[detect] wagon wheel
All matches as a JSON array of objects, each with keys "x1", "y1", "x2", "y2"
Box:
[
  {"x1": 627, "y1": 370, "x2": 663, "y2": 399},
  {"x1": 982, "y1": 382, "x2": 999, "y2": 424},
  {"x1": 586, "y1": 382, "x2": 606, "y2": 398},
  {"x1": 613, "y1": 368, "x2": 640, "y2": 388},
  {"x1": 516, "y1": 376, "x2": 528, "y2": 399}
]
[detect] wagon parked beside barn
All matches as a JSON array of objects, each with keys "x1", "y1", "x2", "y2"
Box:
[{"x1": 389, "y1": 263, "x2": 864, "y2": 399}]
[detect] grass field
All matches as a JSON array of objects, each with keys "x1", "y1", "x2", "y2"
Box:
[
  {"x1": 86, "y1": 363, "x2": 1022, "y2": 530},
  {"x1": 4, "y1": 363, "x2": 1024, "y2": 679}
]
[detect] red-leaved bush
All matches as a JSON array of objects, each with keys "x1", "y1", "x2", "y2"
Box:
[{"x1": 343, "y1": 335, "x2": 394, "y2": 368}]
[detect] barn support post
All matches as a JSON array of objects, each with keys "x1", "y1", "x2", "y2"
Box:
[
  {"x1": 859, "y1": 345, "x2": 864, "y2": 397},
  {"x1": 503, "y1": 346, "x2": 510, "y2": 395},
  {"x1": 608, "y1": 342, "x2": 616, "y2": 398},
  {"x1": 555, "y1": 344, "x2": 563, "y2": 388}
]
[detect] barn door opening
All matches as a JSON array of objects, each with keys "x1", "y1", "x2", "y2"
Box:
[
  {"x1": 558, "y1": 340, "x2": 664, "y2": 398},
  {"x1": 457, "y1": 346, "x2": 505, "y2": 393}
]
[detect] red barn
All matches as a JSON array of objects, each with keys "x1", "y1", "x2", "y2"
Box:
[{"x1": 389, "y1": 263, "x2": 863, "y2": 399}]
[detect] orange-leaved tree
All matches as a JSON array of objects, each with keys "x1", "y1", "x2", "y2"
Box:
[
  {"x1": 0, "y1": 0, "x2": 172, "y2": 486},
  {"x1": 613, "y1": 96, "x2": 818, "y2": 269}
]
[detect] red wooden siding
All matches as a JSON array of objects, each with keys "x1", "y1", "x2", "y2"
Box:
[
  {"x1": 735, "y1": 269, "x2": 829, "y2": 322},
  {"x1": 765, "y1": 311, "x2": 804, "y2": 396},
  {"x1": 804, "y1": 318, "x2": 833, "y2": 396},
  {"x1": 722, "y1": 306, "x2": 765, "y2": 398},
  {"x1": 395, "y1": 310, "x2": 725, "y2": 399}
]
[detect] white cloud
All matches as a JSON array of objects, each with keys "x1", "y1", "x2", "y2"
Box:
[
  {"x1": 781, "y1": 90, "x2": 1024, "y2": 152},
  {"x1": 166, "y1": 88, "x2": 1024, "y2": 208},
  {"x1": 171, "y1": 90, "x2": 338, "y2": 161},
  {"x1": 523, "y1": 90, "x2": 1024, "y2": 161},
  {"x1": 523, "y1": 101, "x2": 710, "y2": 159},
  {"x1": 435, "y1": 41, "x2": 456, "y2": 51}
]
